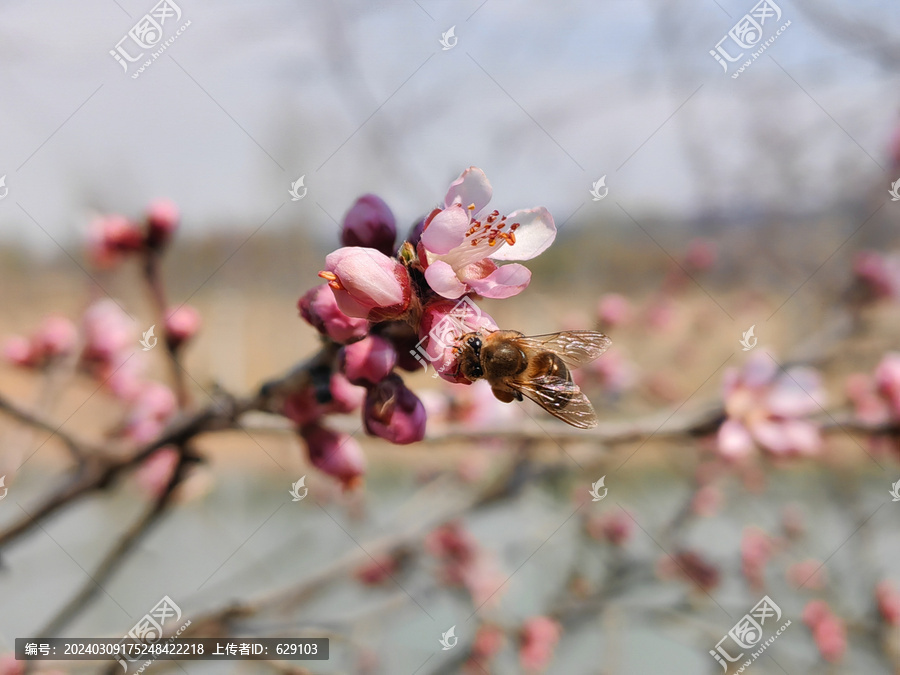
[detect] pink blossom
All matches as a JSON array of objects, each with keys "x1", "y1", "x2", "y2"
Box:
[
  {"x1": 787, "y1": 559, "x2": 827, "y2": 590},
  {"x1": 417, "y1": 297, "x2": 498, "y2": 383},
  {"x1": 418, "y1": 167, "x2": 556, "y2": 299},
  {"x1": 2, "y1": 335, "x2": 33, "y2": 367},
  {"x1": 319, "y1": 247, "x2": 412, "y2": 321},
  {"x1": 340, "y1": 335, "x2": 396, "y2": 385},
  {"x1": 298, "y1": 284, "x2": 369, "y2": 344},
  {"x1": 802, "y1": 601, "x2": 846, "y2": 663},
  {"x1": 717, "y1": 353, "x2": 825, "y2": 459},
  {"x1": 363, "y1": 374, "x2": 426, "y2": 444},
  {"x1": 145, "y1": 199, "x2": 180, "y2": 249},
  {"x1": 33, "y1": 315, "x2": 78, "y2": 360},
  {"x1": 656, "y1": 551, "x2": 720, "y2": 591},
  {"x1": 596, "y1": 293, "x2": 632, "y2": 328},
  {"x1": 282, "y1": 373, "x2": 365, "y2": 426},
  {"x1": 683, "y1": 238, "x2": 717, "y2": 271},
  {"x1": 426, "y1": 521, "x2": 477, "y2": 566},
  {"x1": 585, "y1": 348, "x2": 636, "y2": 395},
  {"x1": 846, "y1": 353, "x2": 900, "y2": 424},
  {"x1": 88, "y1": 214, "x2": 144, "y2": 267},
  {"x1": 741, "y1": 527, "x2": 773, "y2": 590},
  {"x1": 876, "y1": 580, "x2": 900, "y2": 625},
  {"x1": 136, "y1": 446, "x2": 180, "y2": 497},
  {"x1": 341, "y1": 194, "x2": 397, "y2": 256},
  {"x1": 0, "y1": 654, "x2": 24, "y2": 675},
  {"x1": 852, "y1": 251, "x2": 900, "y2": 301},
  {"x1": 165, "y1": 305, "x2": 201, "y2": 350},
  {"x1": 874, "y1": 353, "x2": 900, "y2": 414},
  {"x1": 82, "y1": 299, "x2": 134, "y2": 362},
  {"x1": 518, "y1": 616, "x2": 561, "y2": 673},
  {"x1": 123, "y1": 382, "x2": 177, "y2": 443},
  {"x1": 426, "y1": 521, "x2": 505, "y2": 606},
  {"x1": 355, "y1": 551, "x2": 400, "y2": 585},
  {"x1": 470, "y1": 624, "x2": 505, "y2": 663},
  {"x1": 300, "y1": 423, "x2": 366, "y2": 489}
]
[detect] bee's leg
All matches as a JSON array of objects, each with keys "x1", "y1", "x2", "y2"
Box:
[{"x1": 491, "y1": 387, "x2": 517, "y2": 403}]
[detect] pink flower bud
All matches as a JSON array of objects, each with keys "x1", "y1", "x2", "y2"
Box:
[
  {"x1": 787, "y1": 559, "x2": 827, "y2": 589},
  {"x1": 363, "y1": 374, "x2": 426, "y2": 444},
  {"x1": 341, "y1": 194, "x2": 397, "y2": 256},
  {"x1": 471, "y1": 624, "x2": 505, "y2": 663},
  {"x1": 300, "y1": 423, "x2": 366, "y2": 489},
  {"x1": 876, "y1": 580, "x2": 900, "y2": 625},
  {"x1": 146, "y1": 199, "x2": 180, "y2": 249},
  {"x1": 874, "y1": 352, "x2": 900, "y2": 415},
  {"x1": 340, "y1": 335, "x2": 396, "y2": 385},
  {"x1": 803, "y1": 601, "x2": 846, "y2": 663},
  {"x1": 741, "y1": 527, "x2": 773, "y2": 590},
  {"x1": 298, "y1": 284, "x2": 369, "y2": 344},
  {"x1": 597, "y1": 293, "x2": 632, "y2": 328},
  {"x1": 283, "y1": 373, "x2": 366, "y2": 426},
  {"x1": 136, "y1": 446, "x2": 179, "y2": 498},
  {"x1": 319, "y1": 247, "x2": 412, "y2": 322},
  {"x1": 585, "y1": 511, "x2": 632, "y2": 546},
  {"x1": 518, "y1": 616, "x2": 561, "y2": 673},
  {"x1": 33, "y1": 315, "x2": 78, "y2": 360},
  {"x1": 690, "y1": 484, "x2": 723, "y2": 517},
  {"x1": 354, "y1": 552, "x2": 400, "y2": 586},
  {"x1": 3, "y1": 335, "x2": 35, "y2": 367},
  {"x1": 88, "y1": 215, "x2": 144, "y2": 267},
  {"x1": 82, "y1": 299, "x2": 134, "y2": 362},
  {"x1": 124, "y1": 382, "x2": 177, "y2": 443},
  {"x1": 165, "y1": 305, "x2": 201, "y2": 350}
]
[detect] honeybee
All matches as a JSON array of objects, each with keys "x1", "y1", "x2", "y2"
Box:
[{"x1": 453, "y1": 329, "x2": 612, "y2": 429}]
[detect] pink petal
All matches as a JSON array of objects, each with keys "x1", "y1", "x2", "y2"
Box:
[
  {"x1": 488, "y1": 207, "x2": 556, "y2": 262},
  {"x1": 718, "y1": 419, "x2": 755, "y2": 459},
  {"x1": 421, "y1": 205, "x2": 469, "y2": 255},
  {"x1": 424, "y1": 259, "x2": 468, "y2": 299},
  {"x1": 465, "y1": 263, "x2": 531, "y2": 299},
  {"x1": 444, "y1": 166, "x2": 492, "y2": 213}
]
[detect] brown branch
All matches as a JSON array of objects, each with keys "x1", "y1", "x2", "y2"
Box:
[
  {"x1": 143, "y1": 250, "x2": 189, "y2": 408},
  {"x1": 0, "y1": 391, "x2": 101, "y2": 457}
]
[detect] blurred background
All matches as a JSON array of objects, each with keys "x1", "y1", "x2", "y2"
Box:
[{"x1": 1, "y1": 0, "x2": 900, "y2": 673}]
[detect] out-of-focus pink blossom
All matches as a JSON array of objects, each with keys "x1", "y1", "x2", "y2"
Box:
[
  {"x1": 165, "y1": 305, "x2": 201, "y2": 350},
  {"x1": 363, "y1": 374, "x2": 426, "y2": 444},
  {"x1": 33, "y1": 316, "x2": 78, "y2": 360},
  {"x1": 683, "y1": 238, "x2": 717, "y2": 271},
  {"x1": 691, "y1": 485, "x2": 723, "y2": 517},
  {"x1": 596, "y1": 293, "x2": 632, "y2": 328},
  {"x1": 426, "y1": 521, "x2": 506, "y2": 607},
  {"x1": 803, "y1": 600, "x2": 846, "y2": 663},
  {"x1": 2, "y1": 335, "x2": 33, "y2": 367},
  {"x1": 418, "y1": 167, "x2": 556, "y2": 299},
  {"x1": 0, "y1": 654, "x2": 24, "y2": 675},
  {"x1": 282, "y1": 373, "x2": 366, "y2": 426},
  {"x1": 585, "y1": 510, "x2": 633, "y2": 546},
  {"x1": 787, "y1": 559, "x2": 827, "y2": 590},
  {"x1": 418, "y1": 297, "x2": 498, "y2": 383},
  {"x1": 300, "y1": 423, "x2": 366, "y2": 489},
  {"x1": 135, "y1": 446, "x2": 179, "y2": 497},
  {"x1": 874, "y1": 353, "x2": 900, "y2": 414},
  {"x1": 585, "y1": 348, "x2": 637, "y2": 395},
  {"x1": 846, "y1": 353, "x2": 900, "y2": 424},
  {"x1": 340, "y1": 335, "x2": 396, "y2": 385},
  {"x1": 518, "y1": 616, "x2": 561, "y2": 673},
  {"x1": 146, "y1": 199, "x2": 180, "y2": 249},
  {"x1": 782, "y1": 504, "x2": 806, "y2": 540},
  {"x1": 298, "y1": 284, "x2": 369, "y2": 345},
  {"x1": 123, "y1": 382, "x2": 177, "y2": 443},
  {"x1": 717, "y1": 354, "x2": 825, "y2": 459},
  {"x1": 645, "y1": 298, "x2": 676, "y2": 330},
  {"x1": 319, "y1": 247, "x2": 412, "y2": 321},
  {"x1": 876, "y1": 580, "x2": 900, "y2": 625},
  {"x1": 741, "y1": 527, "x2": 774, "y2": 590},
  {"x1": 341, "y1": 194, "x2": 397, "y2": 256},
  {"x1": 82, "y1": 299, "x2": 134, "y2": 362},
  {"x1": 470, "y1": 624, "x2": 505, "y2": 663},
  {"x1": 426, "y1": 521, "x2": 477, "y2": 566},
  {"x1": 88, "y1": 215, "x2": 144, "y2": 267},
  {"x1": 852, "y1": 251, "x2": 900, "y2": 302},
  {"x1": 354, "y1": 552, "x2": 400, "y2": 586}
]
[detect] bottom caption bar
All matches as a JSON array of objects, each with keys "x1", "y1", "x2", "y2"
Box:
[{"x1": 16, "y1": 638, "x2": 328, "y2": 661}]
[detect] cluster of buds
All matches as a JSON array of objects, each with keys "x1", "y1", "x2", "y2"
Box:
[
  {"x1": 88, "y1": 199, "x2": 180, "y2": 267},
  {"x1": 2, "y1": 315, "x2": 78, "y2": 368},
  {"x1": 291, "y1": 167, "x2": 558, "y2": 486}
]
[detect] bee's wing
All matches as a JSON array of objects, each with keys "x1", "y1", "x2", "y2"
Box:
[
  {"x1": 516, "y1": 331, "x2": 611, "y2": 368},
  {"x1": 508, "y1": 374, "x2": 598, "y2": 429}
]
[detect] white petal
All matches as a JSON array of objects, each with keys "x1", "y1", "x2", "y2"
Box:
[
  {"x1": 488, "y1": 207, "x2": 556, "y2": 262},
  {"x1": 444, "y1": 167, "x2": 492, "y2": 213}
]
